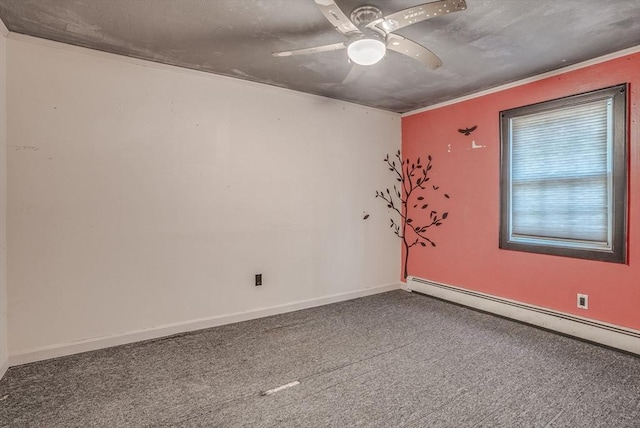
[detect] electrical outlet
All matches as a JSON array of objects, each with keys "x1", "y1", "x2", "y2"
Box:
[
  {"x1": 577, "y1": 293, "x2": 588, "y2": 309},
  {"x1": 255, "y1": 274, "x2": 262, "y2": 286}
]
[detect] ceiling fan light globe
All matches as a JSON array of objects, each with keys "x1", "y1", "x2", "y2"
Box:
[{"x1": 347, "y1": 38, "x2": 386, "y2": 66}]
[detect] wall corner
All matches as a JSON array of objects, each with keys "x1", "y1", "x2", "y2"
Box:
[
  {"x1": 0, "y1": 26, "x2": 8, "y2": 378},
  {"x1": 0, "y1": 17, "x2": 8, "y2": 38}
]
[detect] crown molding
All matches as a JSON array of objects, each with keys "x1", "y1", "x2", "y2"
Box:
[{"x1": 403, "y1": 45, "x2": 640, "y2": 117}]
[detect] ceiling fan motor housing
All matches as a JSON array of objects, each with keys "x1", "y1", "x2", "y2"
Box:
[{"x1": 350, "y1": 5, "x2": 383, "y2": 29}]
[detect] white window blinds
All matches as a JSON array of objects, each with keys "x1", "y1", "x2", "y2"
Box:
[{"x1": 509, "y1": 99, "x2": 611, "y2": 246}]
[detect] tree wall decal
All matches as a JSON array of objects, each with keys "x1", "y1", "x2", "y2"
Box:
[{"x1": 376, "y1": 150, "x2": 450, "y2": 279}]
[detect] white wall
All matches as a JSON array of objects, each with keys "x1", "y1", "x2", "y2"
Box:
[
  {"x1": 6, "y1": 35, "x2": 401, "y2": 362},
  {"x1": 0, "y1": 24, "x2": 8, "y2": 377}
]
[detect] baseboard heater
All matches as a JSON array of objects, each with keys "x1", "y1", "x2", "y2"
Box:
[{"x1": 406, "y1": 276, "x2": 640, "y2": 355}]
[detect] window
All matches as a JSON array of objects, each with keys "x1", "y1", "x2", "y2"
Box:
[{"x1": 500, "y1": 84, "x2": 628, "y2": 263}]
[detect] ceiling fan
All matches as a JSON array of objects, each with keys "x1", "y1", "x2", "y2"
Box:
[{"x1": 272, "y1": 0, "x2": 467, "y2": 84}]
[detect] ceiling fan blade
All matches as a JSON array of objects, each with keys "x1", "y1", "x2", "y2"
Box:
[
  {"x1": 377, "y1": 0, "x2": 467, "y2": 33},
  {"x1": 272, "y1": 42, "x2": 346, "y2": 57},
  {"x1": 342, "y1": 65, "x2": 366, "y2": 84},
  {"x1": 386, "y1": 34, "x2": 443, "y2": 70},
  {"x1": 314, "y1": 0, "x2": 361, "y2": 35}
]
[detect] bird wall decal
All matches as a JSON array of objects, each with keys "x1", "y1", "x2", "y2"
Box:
[{"x1": 458, "y1": 125, "x2": 477, "y2": 136}]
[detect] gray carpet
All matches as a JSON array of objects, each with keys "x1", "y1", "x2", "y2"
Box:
[{"x1": 1, "y1": 290, "x2": 639, "y2": 427}]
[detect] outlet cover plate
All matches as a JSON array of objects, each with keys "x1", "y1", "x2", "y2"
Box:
[{"x1": 577, "y1": 293, "x2": 588, "y2": 309}]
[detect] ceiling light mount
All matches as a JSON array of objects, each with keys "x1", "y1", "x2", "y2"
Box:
[{"x1": 350, "y1": 5, "x2": 383, "y2": 29}]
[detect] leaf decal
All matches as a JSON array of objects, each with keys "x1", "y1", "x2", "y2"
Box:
[
  {"x1": 444, "y1": 194, "x2": 450, "y2": 199},
  {"x1": 406, "y1": 218, "x2": 413, "y2": 223},
  {"x1": 363, "y1": 214, "x2": 370, "y2": 220},
  {"x1": 417, "y1": 196, "x2": 424, "y2": 200},
  {"x1": 422, "y1": 204, "x2": 428, "y2": 209},
  {"x1": 442, "y1": 212, "x2": 448, "y2": 219}
]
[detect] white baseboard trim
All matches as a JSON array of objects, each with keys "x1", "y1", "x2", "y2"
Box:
[
  {"x1": 9, "y1": 282, "x2": 401, "y2": 367},
  {"x1": 406, "y1": 277, "x2": 640, "y2": 355}
]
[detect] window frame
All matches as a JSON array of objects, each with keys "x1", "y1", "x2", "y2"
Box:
[{"x1": 499, "y1": 83, "x2": 628, "y2": 264}]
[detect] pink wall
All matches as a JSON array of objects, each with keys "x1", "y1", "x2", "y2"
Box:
[{"x1": 402, "y1": 52, "x2": 640, "y2": 330}]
